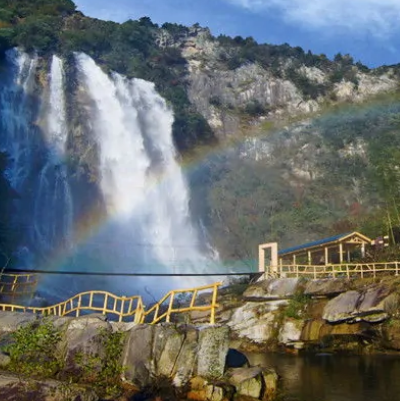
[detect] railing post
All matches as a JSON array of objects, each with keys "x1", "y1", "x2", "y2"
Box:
[
  {"x1": 119, "y1": 297, "x2": 126, "y2": 323},
  {"x1": 346, "y1": 264, "x2": 349, "y2": 279},
  {"x1": 210, "y1": 283, "x2": 219, "y2": 325},
  {"x1": 396, "y1": 262, "x2": 399, "y2": 276},
  {"x1": 190, "y1": 289, "x2": 198, "y2": 308},
  {"x1": 166, "y1": 292, "x2": 175, "y2": 323},
  {"x1": 76, "y1": 295, "x2": 81, "y2": 317}
]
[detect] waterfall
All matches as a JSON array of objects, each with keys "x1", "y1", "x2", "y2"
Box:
[
  {"x1": 0, "y1": 49, "x2": 221, "y2": 301},
  {"x1": 0, "y1": 49, "x2": 37, "y2": 191},
  {"x1": 32, "y1": 55, "x2": 73, "y2": 251},
  {"x1": 75, "y1": 53, "x2": 216, "y2": 290}
]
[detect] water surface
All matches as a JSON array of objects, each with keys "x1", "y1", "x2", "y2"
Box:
[{"x1": 247, "y1": 353, "x2": 400, "y2": 401}]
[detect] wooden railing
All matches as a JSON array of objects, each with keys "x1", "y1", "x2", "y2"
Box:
[
  {"x1": 0, "y1": 282, "x2": 222, "y2": 324},
  {"x1": 267, "y1": 262, "x2": 400, "y2": 279}
]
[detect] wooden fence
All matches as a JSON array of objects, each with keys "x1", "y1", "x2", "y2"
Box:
[
  {"x1": 0, "y1": 282, "x2": 222, "y2": 324},
  {"x1": 267, "y1": 262, "x2": 400, "y2": 279}
]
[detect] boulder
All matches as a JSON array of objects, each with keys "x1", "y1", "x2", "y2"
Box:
[
  {"x1": 61, "y1": 315, "x2": 112, "y2": 376},
  {"x1": 228, "y1": 367, "x2": 278, "y2": 400},
  {"x1": 197, "y1": 325, "x2": 229, "y2": 379},
  {"x1": 243, "y1": 278, "x2": 300, "y2": 300},
  {"x1": 228, "y1": 302, "x2": 280, "y2": 344},
  {"x1": 228, "y1": 367, "x2": 263, "y2": 399},
  {"x1": 0, "y1": 311, "x2": 37, "y2": 333},
  {"x1": 278, "y1": 319, "x2": 304, "y2": 346},
  {"x1": 322, "y1": 291, "x2": 361, "y2": 323},
  {"x1": 173, "y1": 325, "x2": 199, "y2": 386},
  {"x1": 0, "y1": 372, "x2": 98, "y2": 401},
  {"x1": 122, "y1": 324, "x2": 155, "y2": 387},
  {"x1": 153, "y1": 324, "x2": 186, "y2": 378},
  {"x1": 262, "y1": 369, "x2": 279, "y2": 401},
  {"x1": 323, "y1": 287, "x2": 392, "y2": 324},
  {"x1": 304, "y1": 279, "x2": 350, "y2": 297}
]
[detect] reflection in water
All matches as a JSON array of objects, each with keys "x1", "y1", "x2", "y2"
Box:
[{"x1": 247, "y1": 353, "x2": 400, "y2": 401}]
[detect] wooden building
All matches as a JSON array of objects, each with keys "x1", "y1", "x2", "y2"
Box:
[{"x1": 278, "y1": 231, "x2": 372, "y2": 266}]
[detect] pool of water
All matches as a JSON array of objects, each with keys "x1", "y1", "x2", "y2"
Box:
[{"x1": 246, "y1": 353, "x2": 400, "y2": 401}]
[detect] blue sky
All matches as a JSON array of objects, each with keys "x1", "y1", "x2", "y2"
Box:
[{"x1": 74, "y1": 0, "x2": 400, "y2": 68}]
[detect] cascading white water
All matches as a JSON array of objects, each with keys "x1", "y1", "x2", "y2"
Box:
[
  {"x1": 0, "y1": 49, "x2": 222, "y2": 300},
  {"x1": 76, "y1": 53, "x2": 216, "y2": 288},
  {"x1": 0, "y1": 49, "x2": 37, "y2": 191},
  {"x1": 32, "y1": 55, "x2": 73, "y2": 251}
]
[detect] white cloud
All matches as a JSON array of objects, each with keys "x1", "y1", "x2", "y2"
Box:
[{"x1": 226, "y1": 0, "x2": 400, "y2": 37}]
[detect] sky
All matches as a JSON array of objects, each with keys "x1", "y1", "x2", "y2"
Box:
[{"x1": 74, "y1": 0, "x2": 400, "y2": 68}]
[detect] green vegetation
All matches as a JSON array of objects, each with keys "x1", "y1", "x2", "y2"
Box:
[
  {"x1": 201, "y1": 95, "x2": 400, "y2": 261},
  {"x1": 4, "y1": 319, "x2": 63, "y2": 378},
  {"x1": 75, "y1": 328, "x2": 126, "y2": 398},
  {"x1": 283, "y1": 291, "x2": 310, "y2": 320}
]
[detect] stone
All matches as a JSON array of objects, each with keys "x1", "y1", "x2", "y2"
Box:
[
  {"x1": 0, "y1": 372, "x2": 98, "y2": 401},
  {"x1": 262, "y1": 369, "x2": 279, "y2": 401},
  {"x1": 301, "y1": 319, "x2": 326, "y2": 342},
  {"x1": 322, "y1": 291, "x2": 361, "y2": 323},
  {"x1": 153, "y1": 324, "x2": 185, "y2": 378},
  {"x1": 278, "y1": 319, "x2": 304, "y2": 346},
  {"x1": 357, "y1": 285, "x2": 391, "y2": 315},
  {"x1": 122, "y1": 324, "x2": 155, "y2": 387},
  {"x1": 197, "y1": 325, "x2": 229, "y2": 379},
  {"x1": 205, "y1": 384, "x2": 226, "y2": 401},
  {"x1": 228, "y1": 367, "x2": 263, "y2": 399},
  {"x1": 0, "y1": 311, "x2": 38, "y2": 333},
  {"x1": 243, "y1": 278, "x2": 300, "y2": 300},
  {"x1": 173, "y1": 325, "x2": 199, "y2": 386},
  {"x1": 304, "y1": 279, "x2": 351, "y2": 297},
  {"x1": 61, "y1": 315, "x2": 112, "y2": 376},
  {"x1": 227, "y1": 302, "x2": 281, "y2": 344}
]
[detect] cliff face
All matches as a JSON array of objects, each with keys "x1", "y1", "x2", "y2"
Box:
[{"x1": 157, "y1": 25, "x2": 398, "y2": 139}]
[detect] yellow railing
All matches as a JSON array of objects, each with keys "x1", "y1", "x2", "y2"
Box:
[
  {"x1": 0, "y1": 272, "x2": 38, "y2": 298},
  {"x1": 0, "y1": 282, "x2": 222, "y2": 324},
  {"x1": 142, "y1": 282, "x2": 221, "y2": 324},
  {"x1": 267, "y1": 262, "x2": 400, "y2": 279}
]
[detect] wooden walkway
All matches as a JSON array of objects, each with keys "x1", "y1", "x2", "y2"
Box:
[{"x1": 0, "y1": 282, "x2": 221, "y2": 324}]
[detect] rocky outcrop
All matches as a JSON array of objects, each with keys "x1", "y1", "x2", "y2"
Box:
[
  {"x1": 322, "y1": 285, "x2": 392, "y2": 323},
  {"x1": 0, "y1": 313, "x2": 278, "y2": 401},
  {"x1": 160, "y1": 25, "x2": 398, "y2": 139},
  {"x1": 0, "y1": 372, "x2": 98, "y2": 401},
  {"x1": 243, "y1": 278, "x2": 300, "y2": 300}
]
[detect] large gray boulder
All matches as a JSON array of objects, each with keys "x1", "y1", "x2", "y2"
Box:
[
  {"x1": 228, "y1": 367, "x2": 278, "y2": 400},
  {"x1": 60, "y1": 315, "x2": 112, "y2": 375},
  {"x1": 323, "y1": 287, "x2": 392, "y2": 323},
  {"x1": 304, "y1": 279, "x2": 351, "y2": 297},
  {"x1": 228, "y1": 302, "x2": 280, "y2": 343},
  {"x1": 0, "y1": 311, "x2": 38, "y2": 333},
  {"x1": 197, "y1": 325, "x2": 229, "y2": 379},
  {"x1": 244, "y1": 278, "x2": 301, "y2": 300},
  {"x1": 322, "y1": 291, "x2": 360, "y2": 323},
  {"x1": 122, "y1": 324, "x2": 155, "y2": 387}
]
